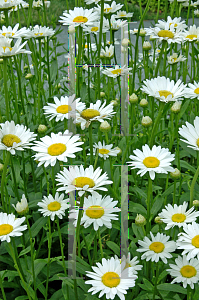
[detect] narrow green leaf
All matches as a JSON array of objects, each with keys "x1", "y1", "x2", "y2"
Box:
[{"x1": 106, "y1": 241, "x2": 120, "y2": 256}]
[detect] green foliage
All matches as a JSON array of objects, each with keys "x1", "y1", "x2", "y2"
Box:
[{"x1": 130, "y1": 0, "x2": 168, "y2": 13}]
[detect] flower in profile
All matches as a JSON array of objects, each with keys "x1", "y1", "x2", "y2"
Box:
[
  {"x1": 59, "y1": 7, "x2": 99, "y2": 27},
  {"x1": 56, "y1": 164, "x2": 113, "y2": 197},
  {"x1": 181, "y1": 24, "x2": 199, "y2": 42},
  {"x1": 176, "y1": 222, "x2": 199, "y2": 260},
  {"x1": 115, "y1": 10, "x2": 133, "y2": 18},
  {"x1": 0, "y1": 37, "x2": 31, "y2": 57},
  {"x1": 12, "y1": 194, "x2": 29, "y2": 215},
  {"x1": 83, "y1": 20, "x2": 109, "y2": 35},
  {"x1": 178, "y1": 116, "x2": 199, "y2": 151},
  {"x1": 92, "y1": 141, "x2": 120, "y2": 160},
  {"x1": 141, "y1": 76, "x2": 187, "y2": 103},
  {"x1": 114, "y1": 252, "x2": 143, "y2": 275},
  {"x1": 145, "y1": 23, "x2": 184, "y2": 44},
  {"x1": 158, "y1": 202, "x2": 199, "y2": 230},
  {"x1": 69, "y1": 194, "x2": 120, "y2": 231},
  {"x1": 156, "y1": 16, "x2": 187, "y2": 31},
  {"x1": 0, "y1": 23, "x2": 30, "y2": 38},
  {"x1": 85, "y1": 0, "x2": 111, "y2": 4},
  {"x1": 0, "y1": 212, "x2": 27, "y2": 243},
  {"x1": 167, "y1": 53, "x2": 186, "y2": 64},
  {"x1": 95, "y1": 1, "x2": 123, "y2": 15},
  {"x1": 0, "y1": 121, "x2": 36, "y2": 155},
  {"x1": 102, "y1": 65, "x2": 132, "y2": 78},
  {"x1": 167, "y1": 255, "x2": 199, "y2": 289},
  {"x1": 109, "y1": 15, "x2": 127, "y2": 31},
  {"x1": 137, "y1": 232, "x2": 176, "y2": 263},
  {"x1": 43, "y1": 94, "x2": 85, "y2": 122},
  {"x1": 74, "y1": 100, "x2": 115, "y2": 130},
  {"x1": 31, "y1": 130, "x2": 83, "y2": 167},
  {"x1": 184, "y1": 81, "x2": 199, "y2": 100},
  {"x1": 0, "y1": 0, "x2": 21, "y2": 10},
  {"x1": 127, "y1": 144, "x2": 175, "y2": 180},
  {"x1": 100, "y1": 45, "x2": 114, "y2": 58},
  {"x1": 85, "y1": 257, "x2": 137, "y2": 300},
  {"x1": 27, "y1": 25, "x2": 55, "y2": 38},
  {"x1": 37, "y1": 192, "x2": 70, "y2": 221}
]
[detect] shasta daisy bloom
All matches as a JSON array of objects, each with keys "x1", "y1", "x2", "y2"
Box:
[
  {"x1": 0, "y1": 120, "x2": 36, "y2": 155},
  {"x1": 69, "y1": 194, "x2": 120, "y2": 231},
  {"x1": 0, "y1": 212, "x2": 27, "y2": 243},
  {"x1": 156, "y1": 16, "x2": 187, "y2": 31},
  {"x1": 27, "y1": 25, "x2": 55, "y2": 38},
  {"x1": 167, "y1": 255, "x2": 199, "y2": 289},
  {"x1": 114, "y1": 253, "x2": 143, "y2": 275},
  {"x1": 95, "y1": 1, "x2": 123, "y2": 15},
  {"x1": 31, "y1": 130, "x2": 83, "y2": 167},
  {"x1": 59, "y1": 7, "x2": 99, "y2": 27},
  {"x1": 43, "y1": 94, "x2": 85, "y2": 122},
  {"x1": 109, "y1": 15, "x2": 127, "y2": 31},
  {"x1": 100, "y1": 45, "x2": 114, "y2": 58},
  {"x1": 85, "y1": 0, "x2": 111, "y2": 4},
  {"x1": 137, "y1": 232, "x2": 176, "y2": 263},
  {"x1": 158, "y1": 202, "x2": 199, "y2": 230},
  {"x1": 168, "y1": 53, "x2": 186, "y2": 64},
  {"x1": 145, "y1": 23, "x2": 183, "y2": 44},
  {"x1": 176, "y1": 222, "x2": 199, "y2": 260},
  {"x1": 37, "y1": 192, "x2": 70, "y2": 221},
  {"x1": 92, "y1": 141, "x2": 120, "y2": 160},
  {"x1": 85, "y1": 257, "x2": 137, "y2": 300},
  {"x1": 102, "y1": 65, "x2": 132, "y2": 78},
  {"x1": 74, "y1": 100, "x2": 115, "y2": 130},
  {"x1": 178, "y1": 116, "x2": 199, "y2": 151},
  {"x1": 127, "y1": 144, "x2": 175, "y2": 180},
  {"x1": 181, "y1": 24, "x2": 199, "y2": 42},
  {"x1": 56, "y1": 164, "x2": 113, "y2": 197},
  {"x1": 141, "y1": 76, "x2": 187, "y2": 103},
  {"x1": 115, "y1": 10, "x2": 133, "y2": 18},
  {"x1": 184, "y1": 81, "x2": 199, "y2": 99},
  {"x1": 0, "y1": 23, "x2": 30, "y2": 38},
  {"x1": 0, "y1": 0, "x2": 21, "y2": 10},
  {"x1": 0, "y1": 37, "x2": 31, "y2": 57},
  {"x1": 83, "y1": 21, "x2": 109, "y2": 35},
  {"x1": 12, "y1": 194, "x2": 29, "y2": 215}
]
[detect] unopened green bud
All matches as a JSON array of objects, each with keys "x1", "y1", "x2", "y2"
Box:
[
  {"x1": 141, "y1": 116, "x2": 152, "y2": 127},
  {"x1": 129, "y1": 93, "x2": 138, "y2": 104},
  {"x1": 155, "y1": 216, "x2": 163, "y2": 224},
  {"x1": 0, "y1": 163, "x2": 4, "y2": 173},
  {"x1": 193, "y1": 200, "x2": 199, "y2": 207},
  {"x1": 38, "y1": 124, "x2": 47, "y2": 134},
  {"x1": 100, "y1": 92, "x2": 106, "y2": 98},
  {"x1": 0, "y1": 59, "x2": 3, "y2": 64},
  {"x1": 111, "y1": 100, "x2": 118, "y2": 107},
  {"x1": 100, "y1": 121, "x2": 111, "y2": 133},
  {"x1": 135, "y1": 214, "x2": 146, "y2": 226},
  {"x1": 12, "y1": 194, "x2": 29, "y2": 215},
  {"x1": 143, "y1": 41, "x2": 151, "y2": 51},
  {"x1": 25, "y1": 73, "x2": 33, "y2": 80},
  {"x1": 170, "y1": 168, "x2": 181, "y2": 179},
  {"x1": 139, "y1": 98, "x2": 148, "y2": 107}
]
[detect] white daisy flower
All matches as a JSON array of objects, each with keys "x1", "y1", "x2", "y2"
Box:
[
  {"x1": 56, "y1": 164, "x2": 113, "y2": 197},
  {"x1": 102, "y1": 65, "x2": 132, "y2": 78},
  {"x1": 141, "y1": 76, "x2": 187, "y2": 103},
  {"x1": 158, "y1": 202, "x2": 199, "y2": 230},
  {"x1": 74, "y1": 100, "x2": 115, "y2": 130},
  {"x1": 184, "y1": 81, "x2": 199, "y2": 100},
  {"x1": 92, "y1": 141, "x2": 120, "y2": 160},
  {"x1": 156, "y1": 16, "x2": 187, "y2": 31},
  {"x1": 100, "y1": 44, "x2": 114, "y2": 58},
  {"x1": 181, "y1": 24, "x2": 199, "y2": 42},
  {"x1": 114, "y1": 252, "x2": 143, "y2": 275},
  {"x1": 43, "y1": 94, "x2": 85, "y2": 122},
  {"x1": 0, "y1": 212, "x2": 27, "y2": 243},
  {"x1": 0, "y1": 23, "x2": 30, "y2": 39},
  {"x1": 137, "y1": 232, "x2": 176, "y2": 263},
  {"x1": 95, "y1": 1, "x2": 123, "y2": 15},
  {"x1": 0, "y1": 121, "x2": 36, "y2": 155},
  {"x1": 167, "y1": 255, "x2": 199, "y2": 289},
  {"x1": 69, "y1": 194, "x2": 120, "y2": 231},
  {"x1": 59, "y1": 7, "x2": 99, "y2": 27},
  {"x1": 11, "y1": 0, "x2": 29, "y2": 11},
  {"x1": 0, "y1": 0, "x2": 21, "y2": 10},
  {"x1": 109, "y1": 15, "x2": 127, "y2": 31},
  {"x1": 85, "y1": 0, "x2": 111, "y2": 4},
  {"x1": 167, "y1": 53, "x2": 187, "y2": 64},
  {"x1": 114, "y1": 10, "x2": 133, "y2": 18},
  {"x1": 0, "y1": 37, "x2": 31, "y2": 57},
  {"x1": 12, "y1": 194, "x2": 29, "y2": 215},
  {"x1": 178, "y1": 116, "x2": 199, "y2": 151},
  {"x1": 195, "y1": 9, "x2": 199, "y2": 16},
  {"x1": 127, "y1": 144, "x2": 175, "y2": 180},
  {"x1": 37, "y1": 192, "x2": 70, "y2": 221},
  {"x1": 85, "y1": 257, "x2": 137, "y2": 300},
  {"x1": 27, "y1": 25, "x2": 55, "y2": 39},
  {"x1": 145, "y1": 23, "x2": 184, "y2": 44},
  {"x1": 83, "y1": 20, "x2": 109, "y2": 35},
  {"x1": 31, "y1": 130, "x2": 83, "y2": 168},
  {"x1": 176, "y1": 222, "x2": 199, "y2": 260}
]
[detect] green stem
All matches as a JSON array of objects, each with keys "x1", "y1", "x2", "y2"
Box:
[
  {"x1": 81, "y1": 230, "x2": 92, "y2": 265},
  {"x1": 0, "y1": 271, "x2": 6, "y2": 300},
  {"x1": 149, "y1": 102, "x2": 164, "y2": 147},
  {"x1": 190, "y1": 164, "x2": 199, "y2": 208},
  {"x1": 89, "y1": 123, "x2": 93, "y2": 165},
  {"x1": 1, "y1": 151, "x2": 10, "y2": 212},
  {"x1": 155, "y1": 40, "x2": 167, "y2": 77},
  {"x1": 152, "y1": 263, "x2": 159, "y2": 300},
  {"x1": 3, "y1": 58, "x2": 10, "y2": 121},
  {"x1": 98, "y1": 229, "x2": 103, "y2": 259},
  {"x1": 56, "y1": 217, "x2": 67, "y2": 276},
  {"x1": 45, "y1": 217, "x2": 51, "y2": 300},
  {"x1": 146, "y1": 176, "x2": 152, "y2": 234}
]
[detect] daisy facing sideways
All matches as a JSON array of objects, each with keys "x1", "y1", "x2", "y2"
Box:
[
  {"x1": 102, "y1": 65, "x2": 132, "y2": 78},
  {"x1": 127, "y1": 144, "x2": 175, "y2": 180},
  {"x1": 158, "y1": 202, "x2": 199, "y2": 230},
  {"x1": 137, "y1": 232, "x2": 176, "y2": 263},
  {"x1": 183, "y1": 81, "x2": 199, "y2": 100},
  {"x1": 85, "y1": 257, "x2": 137, "y2": 300},
  {"x1": 56, "y1": 164, "x2": 113, "y2": 197},
  {"x1": 92, "y1": 141, "x2": 120, "y2": 160},
  {"x1": 0, "y1": 37, "x2": 31, "y2": 57},
  {"x1": 178, "y1": 116, "x2": 199, "y2": 151},
  {"x1": 69, "y1": 194, "x2": 120, "y2": 231}
]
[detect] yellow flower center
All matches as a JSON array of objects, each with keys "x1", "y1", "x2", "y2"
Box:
[
  {"x1": 72, "y1": 177, "x2": 95, "y2": 188},
  {"x1": 192, "y1": 235, "x2": 199, "y2": 248},
  {"x1": 2, "y1": 46, "x2": 12, "y2": 52},
  {"x1": 104, "y1": 7, "x2": 112, "y2": 13},
  {"x1": 2, "y1": 32, "x2": 14, "y2": 37},
  {"x1": 101, "y1": 272, "x2": 120, "y2": 287},
  {"x1": 180, "y1": 265, "x2": 197, "y2": 278},
  {"x1": 196, "y1": 138, "x2": 199, "y2": 147},
  {"x1": 47, "y1": 143, "x2": 66, "y2": 156},
  {"x1": 80, "y1": 109, "x2": 100, "y2": 120},
  {"x1": 149, "y1": 242, "x2": 165, "y2": 253},
  {"x1": 86, "y1": 205, "x2": 104, "y2": 218},
  {"x1": 158, "y1": 90, "x2": 174, "y2": 98},
  {"x1": 111, "y1": 69, "x2": 122, "y2": 75},
  {"x1": 2, "y1": 134, "x2": 21, "y2": 147},
  {"x1": 169, "y1": 22, "x2": 177, "y2": 27},
  {"x1": 172, "y1": 57, "x2": 177, "y2": 62},
  {"x1": 34, "y1": 33, "x2": 43, "y2": 36},
  {"x1": 186, "y1": 34, "x2": 197, "y2": 40},
  {"x1": 194, "y1": 88, "x2": 199, "y2": 94},
  {"x1": 99, "y1": 148, "x2": 110, "y2": 154},
  {"x1": 143, "y1": 156, "x2": 160, "y2": 168},
  {"x1": 56, "y1": 105, "x2": 72, "y2": 114},
  {"x1": 0, "y1": 224, "x2": 13, "y2": 236},
  {"x1": 172, "y1": 213, "x2": 186, "y2": 223},
  {"x1": 158, "y1": 30, "x2": 174, "y2": 38},
  {"x1": 73, "y1": 16, "x2": 88, "y2": 23},
  {"x1": 47, "y1": 201, "x2": 61, "y2": 211},
  {"x1": 91, "y1": 27, "x2": 98, "y2": 32},
  {"x1": 120, "y1": 13, "x2": 126, "y2": 17}
]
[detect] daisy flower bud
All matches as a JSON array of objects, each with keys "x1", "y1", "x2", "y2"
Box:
[
  {"x1": 135, "y1": 214, "x2": 146, "y2": 226},
  {"x1": 0, "y1": 163, "x2": 4, "y2": 173},
  {"x1": 140, "y1": 98, "x2": 148, "y2": 107},
  {"x1": 141, "y1": 116, "x2": 152, "y2": 127},
  {"x1": 38, "y1": 124, "x2": 47, "y2": 134},
  {"x1": 143, "y1": 41, "x2": 152, "y2": 51},
  {"x1": 129, "y1": 93, "x2": 138, "y2": 104},
  {"x1": 170, "y1": 168, "x2": 181, "y2": 179},
  {"x1": 100, "y1": 92, "x2": 106, "y2": 98},
  {"x1": 0, "y1": 59, "x2": 3, "y2": 64},
  {"x1": 110, "y1": 100, "x2": 118, "y2": 107},
  {"x1": 171, "y1": 101, "x2": 182, "y2": 113},
  {"x1": 12, "y1": 194, "x2": 29, "y2": 215},
  {"x1": 155, "y1": 216, "x2": 163, "y2": 224},
  {"x1": 193, "y1": 200, "x2": 199, "y2": 207},
  {"x1": 25, "y1": 73, "x2": 34, "y2": 80},
  {"x1": 122, "y1": 38, "x2": 130, "y2": 47},
  {"x1": 100, "y1": 121, "x2": 111, "y2": 132},
  {"x1": 140, "y1": 29, "x2": 146, "y2": 36}
]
